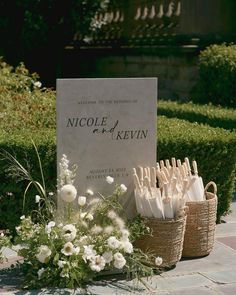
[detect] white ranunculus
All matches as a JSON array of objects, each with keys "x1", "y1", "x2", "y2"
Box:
[
  {"x1": 155, "y1": 256, "x2": 163, "y2": 266},
  {"x1": 86, "y1": 189, "x2": 94, "y2": 196},
  {"x1": 62, "y1": 224, "x2": 77, "y2": 242},
  {"x1": 61, "y1": 242, "x2": 74, "y2": 256},
  {"x1": 35, "y1": 195, "x2": 41, "y2": 203},
  {"x1": 120, "y1": 240, "x2": 133, "y2": 254},
  {"x1": 113, "y1": 252, "x2": 126, "y2": 269},
  {"x1": 106, "y1": 176, "x2": 114, "y2": 184},
  {"x1": 36, "y1": 245, "x2": 52, "y2": 263},
  {"x1": 37, "y1": 267, "x2": 45, "y2": 279},
  {"x1": 120, "y1": 184, "x2": 127, "y2": 193},
  {"x1": 89, "y1": 255, "x2": 106, "y2": 272},
  {"x1": 60, "y1": 184, "x2": 77, "y2": 203},
  {"x1": 107, "y1": 236, "x2": 121, "y2": 249},
  {"x1": 57, "y1": 260, "x2": 67, "y2": 268},
  {"x1": 83, "y1": 245, "x2": 97, "y2": 262},
  {"x1": 102, "y1": 251, "x2": 113, "y2": 264},
  {"x1": 78, "y1": 196, "x2": 86, "y2": 207}
]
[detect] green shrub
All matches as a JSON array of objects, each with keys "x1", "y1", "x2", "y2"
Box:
[
  {"x1": 192, "y1": 43, "x2": 236, "y2": 107},
  {"x1": 158, "y1": 100, "x2": 236, "y2": 131},
  {"x1": 157, "y1": 116, "x2": 236, "y2": 222},
  {"x1": 0, "y1": 59, "x2": 235, "y2": 232}
]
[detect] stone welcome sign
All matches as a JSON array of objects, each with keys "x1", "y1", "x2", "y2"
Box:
[{"x1": 57, "y1": 78, "x2": 157, "y2": 215}]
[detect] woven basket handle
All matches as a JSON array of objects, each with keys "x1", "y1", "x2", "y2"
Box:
[{"x1": 204, "y1": 181, "x2": 217, "y2": 195}]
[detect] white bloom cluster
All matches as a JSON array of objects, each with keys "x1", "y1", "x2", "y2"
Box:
[
  {"x1": 58, "y1": 154, "x2": 74, "y2": 187},
  {"x1": 36, "y1": 245, "x2": 52, "y2": 263}
]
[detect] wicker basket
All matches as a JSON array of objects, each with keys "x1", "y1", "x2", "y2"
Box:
[
  {"x1": 182, "y1": 181, "x2": 217, "y2": 258},
  {"x1": 135, "y1": 214, "x2": 187, "y2": 268}
]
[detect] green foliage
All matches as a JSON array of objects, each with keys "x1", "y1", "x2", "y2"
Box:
[
  {"x1": 192, "y1": 44, "x2": 236, "y2": 107},
  {"x1": 158, "y1": 100, "x2": 236, "y2": 131},
  {"x1": 0, "y1": 59, "x2": 235, "y2": 234},
  {"x1": 157, "y1": 116, "x2": 236, "y2": 222}
]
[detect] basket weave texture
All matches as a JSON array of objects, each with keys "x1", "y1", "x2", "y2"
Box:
[
  {"x1": 135, "y1": 215, "x2": 187, "y2": 267},
  {"x1": 182, "y1": 182, "x2": 217, "y2": 258}
]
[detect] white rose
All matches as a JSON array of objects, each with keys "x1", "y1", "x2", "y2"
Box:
[
  {"x1": 106, "y1": 176, "x2": 114, "y2": 184},
  {"x1": 60, "y1": 184, "x2": 77, "y2": 203},
  {"x1": 107, "y1": 236, "x2": 121, "y2": 249},
  {"x1": 62, "y1": 224, "x2": 77, "y2": 242},
  {"x1": 61, "y1": 242, "x2": 74, "y2": 256},
  {"x1": 120, "y1": 184, "x2": 127, "y2": 193},
  {"x1": 78, "y1": 196, "x2": 86, "y2": 207},
  {"x1": 113, "y1": 252, "x2": 126, "y2": 269},
  {"x1": 102, "y1": 251, "x2": 113, "y2": 263},
  {"x1": 155, "y1": 256, "x2": 163, "y2": 266},
  {"x1": 36, "y1": 245, "x2": 52, "y2": 263}
]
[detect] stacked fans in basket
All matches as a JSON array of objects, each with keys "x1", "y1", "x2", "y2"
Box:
[{"x1": 133, "y1": 157, "x2": 217, "y2": 267}]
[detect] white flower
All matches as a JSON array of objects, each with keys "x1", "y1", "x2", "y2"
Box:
[
  {"x1": 120, "y1": 184, "x2": 127, "y2": 193},
  {"x1": 0, "y1": 232, "x2": 4, "y2": 237},
  {"x1": 61, "y1": 242, "x2": 74, "y2": 256},
  {"x1": 120, "y1": 240, "x2": 133, "y2": 254},
  {"x1": 120, "y1": 229, "x2": 130, "y2": 241},
  {"x1": 48, "y1": 192, "x2": 54, "y2": 196},
  {"x1": 74, "y1": 246, "x2": 80, "y2": 255},
  {"x1": 113, "y1": 252, "x2": 126, "y2": 269},
  {"x1": 155, "y1": 256, "x2": 163, "y2": 266},
  {"x1": 107, "y1": 210, "x2": 116, "y2": 220},
  {"x1": 86, "y1": 213, "x2": 94, "y2": 221},
  {"x1": 78, "y1": 196, "x2": 86, "y2": 207},
  {"x1": 20, "y1": 215, "x2": 25, "y2": 220},
  {"x1": 86, "y1": 189, "x2": 94, "y2": 196},
  {"x1": 114, "y1": 217, "x2": 125, "y2": 229},
  {"x1": 79, "y1": 235, "x2": 89, "y2": 244},
  {"x1": 35, "y1": 195, "x2": 41, "y2": 203},
  {"x1": 83, "y1": 245, "x2": 97, "y2": 262},
  {"x1": 104, "y1": 226, "x2": 114, "y2": 235},
  {"x1": 45, "y1": 221, "x2": 56, "y2": 235},
  {"x1": 58, "y1": 260, "x2": 67, "y2": 268},
  {"x1": 36, "y1": 245, "x2": 52, "y2": 263},
  {"x1": 107, "y1": 236, "x2": 121, "y2": 249},
  {"x1": 34, "y1": 81, "x2": 42, "y2": 88},
  {"x1": 60, "y1": 184, "x2": 77, "y2": 203},
  {"x1": 62, "y1": 224, "x2": 77, "y2": 242},
  {"x1": 102, "y1": 251, "x2": 113, "y2": 263},
  {"x1": 37, "y1": 268, "x2": 45, "y2": 279},
  {"x1": 89, "y1": 255, "x2": 106, "y2": 272},
  {"x1": 91, "y1": 225, "x2": 103, "y2": 235},
  {"x1": 106, "y1": 176, "x2": 114, "y2": 184},
  {"x1": 60, "y1": 271, "x2": 69, "y2": 278}
]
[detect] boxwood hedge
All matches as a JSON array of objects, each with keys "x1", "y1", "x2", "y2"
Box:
[{"x1": 0, "y1": 60, "x2": 235, "y2": 232}]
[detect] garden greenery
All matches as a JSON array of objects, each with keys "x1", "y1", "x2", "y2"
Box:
[
  {"x1": 192, "y1": 43, "x2": 236, "y2": 108},
  {"x1": 0, "y1": 59, "x2": 236, "y2": 233}
]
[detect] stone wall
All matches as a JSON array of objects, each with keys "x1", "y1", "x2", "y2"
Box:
[{"x1": 63, "y1": 46, "x2": 199, "y2": 100}]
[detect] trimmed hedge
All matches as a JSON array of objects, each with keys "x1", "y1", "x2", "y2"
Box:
[
  {"x1": 157, "y1": 116, "x2": 236, "y2": 222},
  {"x1": 0, "y1": 59, "x2": 236, "y2": 232},
  {"x1": 192, "y1": 43, "x2": 236, "y2": 108},
  {"x1": 158, "y1": 100, "x2": 236, "y2": 131}
]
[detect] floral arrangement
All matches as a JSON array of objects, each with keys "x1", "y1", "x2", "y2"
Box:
[{"x1": 0, "y1": 151, "x2": 162, "y2": 290}]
